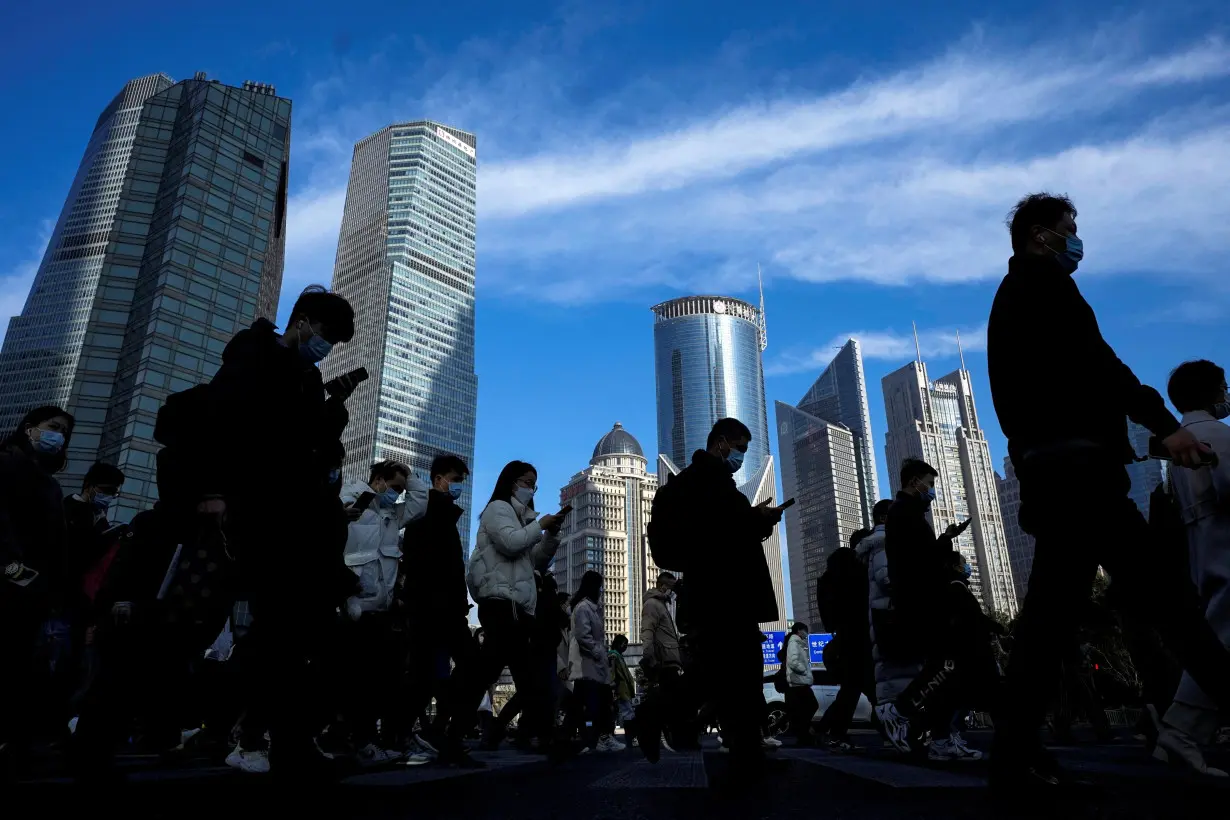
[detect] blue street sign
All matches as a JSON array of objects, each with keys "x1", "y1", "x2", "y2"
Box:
[
  {"x1": 809, "y1": 632, "x2": 833, "y2": 664},
  {"x1": 761, "y1": 631, "x2": 786, "y2": 665}
]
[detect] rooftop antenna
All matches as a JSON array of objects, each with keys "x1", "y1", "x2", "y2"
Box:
[
  {"x1": 956, "y1": 329, "x2": 967, "y2": 372},
  {"x1": 912, "y1": 321, "x2": 922, "y2": 365},
  {"x1": 757, "y1": 263, "x2": 768, "y2": 352}
]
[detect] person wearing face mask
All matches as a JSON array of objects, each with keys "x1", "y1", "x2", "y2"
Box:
[
  {"x1": 875, "y1": 459, "x2": 970, "y2": 756},
  {"x1": 396, "y1": 454, "x2": 484, "y2": 767},
  {"x1": 465, "y1": 461, "x2": 566, "y2": 757},
  {"x1": 1150, "y1": 360, "x2": 1230, "y2": 776},
  {"x1": 0, "y1": 405, "x2": 74, "y2": 772},
  {"x1": 637, "y1": 570, "x2": 685, "y2": 757},
  {"x1": 642, "y1": 418, "x2": 787, "y2": 775},
  {"x1": 333, "y1": 459, "x2": 426, "y2": 766},
  {"x1": 987, "y1": 195, "x2": 1230, "y2": 793}
]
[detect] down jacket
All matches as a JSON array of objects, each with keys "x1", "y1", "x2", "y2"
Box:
[
  {"x1": 341, "y1": 479, "x2": 427, "y2": 613},
  {"x1": 785, "y1": 632, "x2": 812, "y2": 686},
  {"x1": 466, "y1": 497, "x2": 560, "y2": 616},
  {"x1": 639, "y1": 587, "x2": 681, "y2": 670},
  {"x1": 864, "y1": 524, "x2": 922, "y2": 704},
  {"x1": 569, "y1": 597, "x2": 610, "y2": 684}
]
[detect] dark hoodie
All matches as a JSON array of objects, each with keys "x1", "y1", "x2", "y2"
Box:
[
  {"x1": 400, "y1": 489, "x2": 469, "y2": 622},
  {"x1": 988, "y1": 253, "x2": 1179, "y2": 468}
]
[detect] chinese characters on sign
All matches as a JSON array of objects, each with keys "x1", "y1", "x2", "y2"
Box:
[{"x1": 761, "y1": 631, "x2": 834, "y2": 665}]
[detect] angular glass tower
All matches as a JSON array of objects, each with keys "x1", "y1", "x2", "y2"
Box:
[
  {"x1": 882, "y1": 351, "x2": 1018, "y2": 617},
  {"x1": 0, "y1": 73, "x2": 291, "y2": 521},
  {"x1": 323, "y1": 122, "x2": 478, "y2": 551},
  {"x1": 996, "y1": 456, "x2": 1032, "y2": 607},
  {"x1": 651, "y1": 293, "x2": 787, "y2": 630},
  {"x1": 1125, "y1": 418, "x2": 1166, "y2": 519}
]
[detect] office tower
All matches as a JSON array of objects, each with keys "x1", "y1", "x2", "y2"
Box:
[
  {"x1": 1125, "y1": 419, "x2": 1167, "y2": 519},
  {"x1": 775, "y1": 402, "x2": 863, "y2": 628},
  {"x1": 651, "y1": 288, "x2": 788, "y2": 630},
  {"x1": 881, "y1": 338, "x2": 1018, "y2": 617},
  {"x1": 996, "y1": 456, "x2": 1033, "y2": 606},
  {"x1": 323, "y1": 122, "x2": 478, "y2": 550},
  {"x1": 556, "y1": 423, "x2": 660, "y2": 640},
  {"x1": 0, "y1": 73, "x2": 291, "y2": 520}
]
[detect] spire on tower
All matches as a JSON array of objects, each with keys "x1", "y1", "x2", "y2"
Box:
[
  {"x1": 912, "y1": 321, "x2": 922, "y2": 365},
  {"x1": 757, "y1": 263, "x2": 768, "y2": 352},
  {"x1": 956, "y1": 329, "x2": 967, "y2": 372}
]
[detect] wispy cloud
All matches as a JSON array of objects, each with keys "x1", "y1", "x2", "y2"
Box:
[
  {"x1": 767, "y1": 323, "x2": 987, "y2": 376},
  {"x1": 277, "y1": 20, "x2": 1230, "y2": 312},
  {"x1": 0, "y1": 219, "x2": 54, "y2": 339}
]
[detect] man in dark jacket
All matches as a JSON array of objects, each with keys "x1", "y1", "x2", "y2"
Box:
[
  {"x1": 986, "y1": 193, "x2": 1230, "y2": 791},
  {"x1": 399, "y1": 454, "x2": 482, "y2": 767},
  {"x1": 657, "y1": 418, "x2": 786, "y2": 773}
]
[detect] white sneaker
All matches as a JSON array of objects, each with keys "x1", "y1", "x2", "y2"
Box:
[
  {"x1": 225, "y1": 744, "x2": 271, "y2": 774},
  {"x1": 596, "y1": 735, "x2": 626, "y2": 752},
  {"x1": 402, "y1": 752, "x2": 434, "y2": 766},
  {"x1": 943, "y1": 734, "x2": 984, "y2": 761},
  {"x1": 355, "y1": 743, "x2": 403, "y2": 767},
  {"x1": 762, "y1": 735, "x2": 783, "y2": 749},
  {"x1": 876, "y1": 703, "x2": 912, "y2": 753}
]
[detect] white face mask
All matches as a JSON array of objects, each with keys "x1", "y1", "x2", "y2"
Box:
[{"x1": 514, "y1": 486, "x2": 535, "y2": 506}]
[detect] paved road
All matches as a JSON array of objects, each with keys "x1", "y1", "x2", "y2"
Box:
[{"x1": 17, "y1": 730, "x2": 1230, "y2": 819}]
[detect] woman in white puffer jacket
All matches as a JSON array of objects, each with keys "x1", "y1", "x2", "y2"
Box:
[{"x1": 466, "y1": 461, "x2": 567, "y2": 743}]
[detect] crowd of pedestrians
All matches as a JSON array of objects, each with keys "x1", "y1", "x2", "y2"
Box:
[{"x1": 0, "y1": 192, "x2": 1227, "y2": 798}]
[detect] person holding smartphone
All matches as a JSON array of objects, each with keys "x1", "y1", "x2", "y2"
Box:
[
  {"x1": 465, "y1": 461, "x2": 567, "y2": 756},
  {"x1": 0, "y1": 404, "x2": 75, "y2": 766}
]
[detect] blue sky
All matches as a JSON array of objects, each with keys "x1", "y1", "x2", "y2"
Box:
[{"x1": 2, "y1": 1, "x2": 1229, "y2": 557}]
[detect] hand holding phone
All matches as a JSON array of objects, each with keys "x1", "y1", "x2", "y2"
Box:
[
  {"x1": 776, "y1": 498, "x2": 796, "y2": 511},
  {"x1": 324, "y1": 366, "x2": 369, "y2": 400},
  {"x1": 353, "y1": 491, "x2": 377, "y2": 511}
]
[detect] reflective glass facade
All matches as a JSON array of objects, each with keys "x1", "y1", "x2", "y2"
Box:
[
  {"x1": 1, "y1": 74, "x2": 291, "y2": 521},
  {"x1": 996, "y1": 456, "x2": 1033, "y2": 604},
  {"x1": 882, "y1": 361, "x2": 1018, "y2": 617},
  {"x1": 776, "y1": 401, "x2": 863, "y2": 628},
  {"x1": 1125, "y1": 418, "x2": 1166, "y2": 519},
  {"x1": 323, "y1": 121, "x2": 478, "y2": 551},
  {"x1": 651, "y1": 295, "x2": 786, "y2": 630}
]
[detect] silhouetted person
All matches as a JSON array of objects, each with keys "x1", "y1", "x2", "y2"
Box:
[
  {"x1": 815, "y1": 545, "x2": 871, "y2": 749},
  {"x1": 987, "y1": 193, "x2": 1230, "y2": 792}
]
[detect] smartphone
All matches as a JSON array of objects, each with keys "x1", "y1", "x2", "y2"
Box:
[
  {"x1": 777, "y1": 498, "x2": 796, "y2": 510},
  {"x1": 324, "y1": 366, "x2": 369, "y2": 397},
  {"x1": 558, "y1": 504, "x2": 574, "y2": 516},
  {"x1": 956, "y1": 517, "x2": 974, "y2": 533},
  {"x1": 353, "y1": 491, "x2": 377, "y2": 510},
  {"x1": 1148, "y1": 436, "x2": 1220, "y2": 467},
  {"x1": 7, "y1": 565, "x2": 39, "y2": 587}
]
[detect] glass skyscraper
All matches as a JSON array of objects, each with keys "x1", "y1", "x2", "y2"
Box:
[
  {"x1": 651, "y1": 294, "x2": 787, "y2": 630},
  {"x1": 1125, "y1": 418, "x2": 1167, "y2": 519},
  {"x1": 323, "y1": 121, "x2": 478, "y2": 550},
  {"x1": 996, "y1": 456, "x2": 1033, "y2": 605},
  {"x1": 882, "y1": 356, "x2": 1018, "y2": 617},
  {"x1": 776, "y1": 338, "x2": 880, "y2": 627},
  {"x1": 0, "y1": 73, "x2": 291, "y2": 521}
]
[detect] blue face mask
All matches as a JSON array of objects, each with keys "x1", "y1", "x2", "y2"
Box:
[
  {"x1": 723, "y1": 441, "x2": 746, "y2": 474},
  {"x1": 32, "y1": 429, "x2": 65, "y2": 454},
  {"x1": 92, "y1": 493, "x2": 115, "y2": 511},
  {"x1": 962, "y1": 563, "x2": 973, "y2": 579},
  {"x1": 924, "y1": 486, "x2": 936, "y2": 503},
  {"x1": 301, "y1": 334, "x2": 333, "y2": 364},
  {"x1": 380, "y1": 488, "x2": 401, "y2": 507},
  {"x1": 448, "y1": 483, "x2": 464, "y2": 500},
  {"x1": 1043, "y1": 228, "x2": 1083, "y2": 274},
  {"x1": 327, "y1": 469, "x2": 341, "y2": 486}
]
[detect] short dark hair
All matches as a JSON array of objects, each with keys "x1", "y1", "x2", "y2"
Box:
[
  {"x1": 611, "y1": 634, "x2": 629, "y2": 650},
  {"x1": 369, "y1": 460, "x2": 409, "y2": 484},
  {"x1": 289, "y1": 285, "x2": 355, "y2": 344},
  {"x1": 1006, "y1": 193, "x2": 1077, "y2": 253},
  {"x1": 707, "y1": 417, "x2": 752, "y2": 449},
  {"x1": 872, "y1": 499, "x2": 893, "y2": 524},
  {"x1": 8, "y1": 405, "x2": 75, "y2": 473},
  {"x1": 1168, "y1": 359, "x2": 1226, "y2": 414},
  {"x1": 430, "y1": 454, "x2": 469, "y2": 481},
  {"x1": 487, "y1": 460, "x2": 537, "y2": 510},
  {"x1": 791, "y1": 621, "x2": 809, "y2": 634},
  {"x1": 656, "y1": 571, "x2": 677, "y2": 586},
  {"x1": 900, "y1": 458, "x2": 938, "y2": 488},
  {"x1": 84, "y1": 461, "x2": 125, "y2": 488}
]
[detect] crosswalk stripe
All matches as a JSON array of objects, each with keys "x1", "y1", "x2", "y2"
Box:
[
  {"x1": 784, "y1": 749, "x2": 985, "y2": 788},
  {"x1": 590, "y1": 751, "x2": 708, "y2": 790}
]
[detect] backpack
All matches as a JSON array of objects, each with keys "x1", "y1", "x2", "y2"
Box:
[
  {"x1": 153, "y1": 383, "x2": 215, "y2": 509},
  {"x1": 646, "y1": 472, "x2": 690, "y2": 572}
]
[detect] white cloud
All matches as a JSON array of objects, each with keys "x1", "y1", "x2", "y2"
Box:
[
  {"x1": 0, "y1": 219, "x2": 55, "y2": 345},
  {"x1": 767, "y1": 323, "x2": 987, "y2": 376}
]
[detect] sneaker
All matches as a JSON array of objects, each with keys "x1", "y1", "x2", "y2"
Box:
[
  {"x1": 942, "y1": 735, "x2": 984, "y2": 761},
  {"x1": 827, "y1": 738, "x2": 855, "y2": 753},
  {"x1": 413, "y1": 732, "x2": 439, "y2": 755},
  {"x1": 402, "y1": 752, "x2": 434, "y2": 766},
  {"x1": 762, "y1": 736, "x2": 783, "y2": 749},
  {"x1": 596, "y1": 735, "x2": 626, "y2": 752},
  {"x1": 875, "y1": 703, "x2": 912, "y2": 753},
  {"x1": 354, "y1": 743, "x2": 403, "y2": 767},
  {"x1": 225, "y1": 745, "x2": 271, "y2": 774}
]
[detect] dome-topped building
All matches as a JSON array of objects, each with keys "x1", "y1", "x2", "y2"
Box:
[
  {"x1": 592, "y1": 421, "x2": 645, "y2": 462},
  {"x1": 557, "y1": 422, "x2": 663, "y2": 641}
]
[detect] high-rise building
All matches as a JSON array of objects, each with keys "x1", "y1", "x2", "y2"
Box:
[
  {"x1": 323, "y1": 121, "x2": 478, "y2": 550},
  {"x1": 651, "y1": 290, "x2": 788, "y2": 630},
  {"x1": 1125, "y1": 418, "x2": 1167, "y2": 519},
  {"x1": 881, "y1": 342, "x2": 1018, "y2": 617},
  {"x1": 996, "y1": 456, "x2": 1033, "y2": 606},
  {"x1": 0, "y1": 73, "x2": 291, "y2": 520},
  {"x1": 556, "y1": 423, "x2": 659, "y2": 640},
  {"x1": 776, "y1": 339, "x2": 880, "y2": 628}
]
